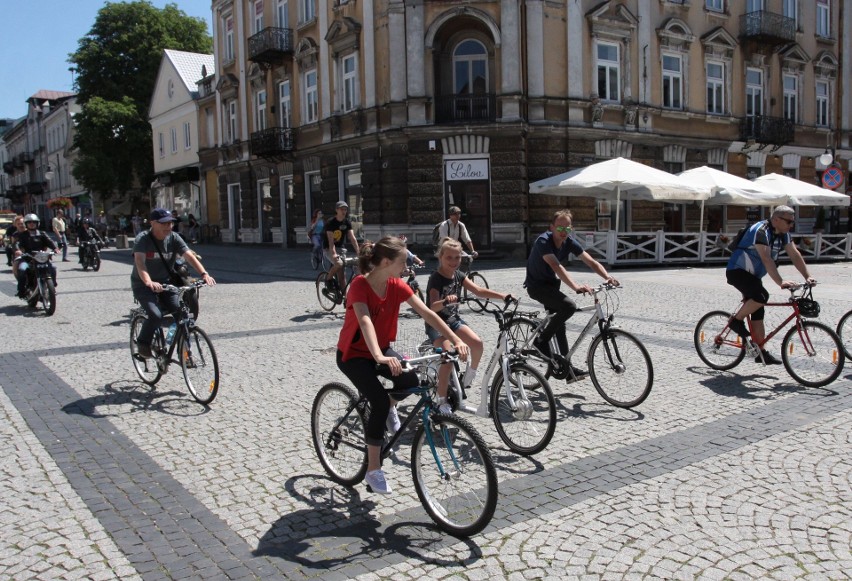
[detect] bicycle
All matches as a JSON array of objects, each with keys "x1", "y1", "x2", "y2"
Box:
[
  {"x1": 507, "y1": 283, "x2": 653, "y2": 409},
  {"x1": 310, "y1": 243, "x2": 327, "y2": 270},
  {"x1": 311, "y1": 349, "x2": 498, "y2": 537},
  {"x1": 129, "y1": 281, "x2": 220, "y2": 404},
  {"x1": 458, "y1": 251, "x2": 489, "y2": 313},
  {"x1": 315, "y1": 248, "x2": 358, "y2": 311},
  {"x1": 694, "y1": 282, "x2": 844, "y2": 387},
  {"x1": 402, "y1": 264, "x2": 424, "y2": 302},
  {"x1": 419, "y1": 297, "x2": 557, "y2": 456},
  {"x1": 836, "y1": 308, "x2": 852, "y2": 361}
]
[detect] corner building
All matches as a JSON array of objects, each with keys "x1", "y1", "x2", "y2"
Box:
[{"x1": 207, "y1": 0, "x2": 850, "y2": 252}]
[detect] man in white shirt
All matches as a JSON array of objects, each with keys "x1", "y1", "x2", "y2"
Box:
[
  {"x1": 52, "y1": 209, "x2": 70, "y2": 262},
  {"x1": 437, "y1": 206, "x2": 476, "y2": 256}
]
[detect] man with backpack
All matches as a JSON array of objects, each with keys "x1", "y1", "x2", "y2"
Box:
[{"x1": 433, "y1": 206, "x2": 477, "y2": 256}]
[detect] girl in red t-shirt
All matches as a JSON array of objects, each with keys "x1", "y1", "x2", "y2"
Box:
[{"x1": 336, "y1": 236, "x2": 470, "y2": 495}]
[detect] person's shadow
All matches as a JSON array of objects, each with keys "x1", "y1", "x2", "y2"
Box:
[{"x1": 254, "y1": 474, "x2": 484, "y2": 571}]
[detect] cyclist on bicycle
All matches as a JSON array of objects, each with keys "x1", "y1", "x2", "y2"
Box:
[
  {"x1": 726, "y1": 205, "x2": 815, "y2": 365},
  {"x1": 427, "y1": 237, "x2": 512, "y2": 413},
  {"x1": 336, "y1": 236, "x2": 469, "y2": 494},
  {"x1": 131, "y1": 209, "x2": 215, "y2": 359},
  {"x1": 324, "y1": 201, "x2": 360, "y2": 293},
  {"x1": 308, "y1": 208, "x2": 324, "y2": 251},
  {"x1": 524, "y1": 210, "x2": 619, "y2": 378}
]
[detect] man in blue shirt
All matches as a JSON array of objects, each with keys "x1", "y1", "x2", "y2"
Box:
[
  {"x1": 525, "y1": 210, "x2": 618, "y2": 378},
  {"x1": 726, "y1": 205, "x2": 815, "y2": 364}
]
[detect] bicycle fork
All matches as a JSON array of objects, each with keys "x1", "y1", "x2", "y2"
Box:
[{"x1": 423, "y1": 410, "x2": 463, "y2": 480}]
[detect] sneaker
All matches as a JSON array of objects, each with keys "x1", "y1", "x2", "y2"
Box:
[
  {"x1": 136, "y1": 343, "x2": 153, "y2": 359},
  {"x1": 365, "y1": 469, "x2": 392, "y2": 494},
  {"x1": 386, "y1": 406, "x2": 401, "y2": 435},
  {"x1": 755, "y1": 350, "x2": 781, "y2": 365},
  {"x1": 435, "y1": 397, "x2": 452, "y2": 415},
  {"x1": 728, "y1": 317, "x2": 750, "y2": 339}
]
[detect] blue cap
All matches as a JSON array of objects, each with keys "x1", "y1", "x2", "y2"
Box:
[{"x1": 150, "y1": 208, "x2": 178, "y2": 223}]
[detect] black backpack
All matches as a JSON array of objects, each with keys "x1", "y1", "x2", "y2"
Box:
[
  {"x1": 432, "y1": 220, "x2": 447, "y2": 249},
  {"x1": 727, "y1": 226, "x2": 748, "y2": 253}
]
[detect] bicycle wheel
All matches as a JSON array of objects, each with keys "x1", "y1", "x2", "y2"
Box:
[
  {"x1": 693, "y1": 310, "x2": 746, "y2": 371},
  {"x1": 315, "y1": 271, "x2": 338, "y2": 311},
  {"x1": 311, "y1": 383, "x2": 369, "y2": 486},
  {"x1": 311, "y1": 248, "x2": 321, "y2": 270},
  {"x1": 179, "y1": 327, "x2": 220, "y2": 405},
  {"x1": 836, "y1": 310, "x2": 852, "y2": 360},
  {"x1": 588, "y1": 329, "x2": 653, "y2": 408},
  {"x1": 411, "y1": 413, "x2": 497, "y2": 537},
  {"x1": 489, "y1": 361, "x2": 556, "y2": 455},
  {"x1": 130, "y1": 314, "x2": 162, "y2": 385},
  {"x1": 781, "y1": 321, "x2": 844, "y2": 388},
  {"x1": 464, "y1": 272, "x2": 489, "y2": 313}
]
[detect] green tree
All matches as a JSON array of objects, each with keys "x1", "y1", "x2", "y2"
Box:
[{"x1": 69, "y1": 1, "x2": 211, "y2": 206}]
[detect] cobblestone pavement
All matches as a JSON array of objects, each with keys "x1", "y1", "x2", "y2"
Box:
[{"x1": 0, "y1": 244, "x2": 850, "y2": 580}]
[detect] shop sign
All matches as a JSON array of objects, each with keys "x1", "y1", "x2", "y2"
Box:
[{"x1": 445, "y1": 159, "x2": 489, "y2": 181}]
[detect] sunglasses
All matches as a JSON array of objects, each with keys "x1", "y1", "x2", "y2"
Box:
[
  {"x1": 778, "y1": 217, "x2": 795, "y2": 225},
  {"x1": 555, "y1": 225, "x2": 573, "y2": 233}
]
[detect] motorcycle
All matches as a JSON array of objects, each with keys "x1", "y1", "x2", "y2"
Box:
[
  {"x1": 16, "y1": 250, "x2": 57, "y2": 316},
  {"x1": 80, "y1": 240, "x2": 102, "y2": 272}
]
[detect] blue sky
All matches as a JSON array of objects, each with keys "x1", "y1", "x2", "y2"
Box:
[{"x1": 0, "y1": 0, "x2": 212, "y2": 120}]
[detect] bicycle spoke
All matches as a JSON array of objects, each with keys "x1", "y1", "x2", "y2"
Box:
[
  {"x1": 311, "y1": 383, "x2": 369, "y2": 485},
  {"x1": 181, "y1": 328, "x2": 220, "y2": 404},
  {"x1": 589, "y1": 330, "x2": 653, "y2": 408},
  {"x1": 694, "y1": 311, "x2": 746, "y2": 371},
  {"x1": 782, "y1": 321, "x2": 844, "y2": 388},
  {"x1": 491, "y1": 363, "x2": 556, "y2": 455}
]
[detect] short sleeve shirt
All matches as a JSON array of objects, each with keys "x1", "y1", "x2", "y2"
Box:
[
  {"x1": 425, "y1": 270, "x2": 467, "y2": 331},
  {"x1": 337, "y1": 276, "x2": 414, "y2": 361},
  {"x1": 131, "y1": 230, "x2": 189, "y2": 289},
  {"x1": 726, "y1": 220, "x2": 790, "y2": 278},
  {"x1": 524, "y1": 231, "x2": 585, "y2": 288},
  {"x1": 323, "y1": 216, "x2": 353, "y2": 249}
]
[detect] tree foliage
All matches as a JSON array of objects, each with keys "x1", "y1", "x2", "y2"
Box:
[{"x1": 69, "y1": 1, "x2": 211, "y2": 202}]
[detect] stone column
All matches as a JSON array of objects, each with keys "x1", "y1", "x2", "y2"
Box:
[
  {"x1": 405, "y1": 0, "x2": 427, "y2": 125},
  {"x1": 525, "y1": 0, "x2": 544, "y2": 120},
  {"x1": 501, "y1": 0, "x2": 522, "y2": 121}
]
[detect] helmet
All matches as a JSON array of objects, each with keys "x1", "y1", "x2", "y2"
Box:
[
  {"x1": 82, "y1": 218, "x2": 91, "y2": 225},
  {"x1": 23, "y1": 213, "x2": 39, "y2": 225},
  {"x1": 795, "y1": 298, "x2": 820, "y2": 318}
]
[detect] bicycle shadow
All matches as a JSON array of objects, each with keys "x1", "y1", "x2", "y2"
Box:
[
  {"x1": 687, "y1": 365, "x2": 840, "y2": 399},
  {"x1": 548, "y1": 383, "x2": 645, "y2": 422},
  {"x1": 291, "y1": 310, "x2": 344, "y2": 323},
  {"x1": 61, "y1": 380, "x2": 211, "y2": 418},
  {"x1": 254, "y1": 474, "x2": 484, "y2": 570}
]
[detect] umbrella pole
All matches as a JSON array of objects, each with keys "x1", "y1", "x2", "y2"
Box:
[
  {"x1": 615, "y1": 188, "x2": 621, "y2": 232},
  {"x1": 699, "y1": 200, "x2": 704, "y2": 232}
]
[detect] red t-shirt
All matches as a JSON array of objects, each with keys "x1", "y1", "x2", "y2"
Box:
[{"x1": 337, "y1": 275, "x2": 414, "y2": 361}]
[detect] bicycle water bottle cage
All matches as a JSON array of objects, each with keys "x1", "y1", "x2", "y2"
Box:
[{"x1": 795, "y1": 298, "x2": 820, "y2": 318}]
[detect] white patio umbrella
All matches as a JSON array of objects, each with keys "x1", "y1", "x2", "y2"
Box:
[
  {"x1": 677, "y1": 166, "x2": 788, "y2": 229},
  {"x1": 752, "y1": 173, "x2": 850, "y2": 207},
  {"x1": 529, "y1": 157, "x2": 709, "y2": 231}
]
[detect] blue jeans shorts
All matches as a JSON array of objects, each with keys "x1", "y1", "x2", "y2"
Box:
[{"x1": 426, "y1": 318, "x2": 467, "y2": 343}]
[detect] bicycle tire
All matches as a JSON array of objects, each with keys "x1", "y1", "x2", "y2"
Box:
[
  {"x1": 130, "y1": 314, "x2": 162, "y2": 385},
  {"x1": 311, "y1": 248, "x2": 321, "y2": 270},
  {"x1": 781, "y1": 321, "x2": 845, "y2": 388},
  {"x1": 315, "y1": 271, "x2": 339, "y2": 311},
  {"x1": 464, "y1": 272, "x2": 489, "y2": 313},
  {"x1": 180, "y1": 327, "x2": 220, "y2": 405},
  {"x1": 694, "y1": 310, "x2": 746, "y2": 371},
  {"x1": 411, "y1": 412, "x2": 497, "y2": 537},
  {"x1": 311, "y1": 383, "x2": 369, "y2": 486},
  {"x1": 588, "y1": 329, "x2": 653, "y2": 408},
  {"x1": 489, "y1": 361, "x2": 556, "y2": 455},
  {"x1": 42, "y1": 279, "x2": 56, "y2": 316},
  {"x1": 836, "y1": 310, "x2": 852, "y2": 360}
]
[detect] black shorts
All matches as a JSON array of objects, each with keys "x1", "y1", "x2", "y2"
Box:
[{"x1": 726, "y1": 269, "x2": 770, "y2": 304}]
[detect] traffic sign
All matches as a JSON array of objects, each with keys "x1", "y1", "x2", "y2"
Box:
[{"x1": 821, "y1": 166, "x2": 844, "y2": 190}]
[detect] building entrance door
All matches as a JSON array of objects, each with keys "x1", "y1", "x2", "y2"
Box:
[{"x1": 444, "y1": 158, "x2": 491, "y2": 250}]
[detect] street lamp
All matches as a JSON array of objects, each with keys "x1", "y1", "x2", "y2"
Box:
[
  {"x1": 819, "y1": 148, "x2": 834, "y2": 166},
  {"x1": 44, "y1": 165, "x2": 55, "y2": 182}
]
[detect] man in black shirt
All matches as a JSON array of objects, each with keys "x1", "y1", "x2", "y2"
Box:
[{"x1": 323, "y1": 200, "x2": 360, "y2": 291}]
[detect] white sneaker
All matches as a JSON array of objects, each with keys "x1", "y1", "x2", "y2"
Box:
[
  {"x1": 435, "y1": 397, "x2": 452, "y2": 415},
  {"x1": 386, "y1": 406, "x2": 401, "y2": 435},
  {"x1": 365, "y1": 469, "x2": 392, "y2": 494}
]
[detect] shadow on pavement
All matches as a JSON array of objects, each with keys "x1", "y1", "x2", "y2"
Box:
[
  {"x1": 688, "y1": 365, "x2": 840, "y2": 399},
  {"x1": 61, "y1": 380, "x2": 211, "y2": 417}
]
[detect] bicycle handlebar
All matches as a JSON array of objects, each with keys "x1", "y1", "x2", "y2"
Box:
[
  {"x1": 376, "y1": 349, "x2": 459, "y2": 373},
  {"x1": 161, "y1": 280, "x2": 209, "y2": 293}
]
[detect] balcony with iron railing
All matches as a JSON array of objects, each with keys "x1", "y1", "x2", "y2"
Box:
[
  {"x1": 739, "y1": 10, "x2": 796, "y2": 45},
  {"x1": 250, "y1": 127, "x2": 295, "y2": 158},
  {"x1": 248, "y1": 27, "x2": 294, "y2": 66},
  {"x1": 739, "y1": 115, "x2": 795, "y2": 148},
  {"x1": 435, "y1": 94, "x2": 497, "y2": 125}
]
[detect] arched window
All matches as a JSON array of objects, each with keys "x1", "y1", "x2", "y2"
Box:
[{"x1": 453, "y1": 40, "x2": 487, "y2": 95}]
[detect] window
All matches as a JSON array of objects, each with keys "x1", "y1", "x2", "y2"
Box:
[
  {"x1": 279, "y1": 80, "x2": 291, "y2": 128},
  {"x1": 783, "y1": 0, "x2": 798, "y2": 30},
  {"x1": 224, "y1": 15, "x2": 234, "y2": 61},
  {"x1": 596, "y1": 42, "x2": 620, "y2": 102},
  {"x1": 816, "y1": 0, "x2": 830, "y2": 38},
  {"x1": 205, "y1": 109, "x2": 214, "y2": 146},
  {"x1": 303, "y1": 69, "x2": 318, "y2": 123},
  {"x1": 183, "y1": 121, "x2": 191, "y2": 149},
  {"x1": 253, "y1": 0, "x2": 264, "y2": 34},
  {"x1": 662, "y1": 54, "x2": 682, "y2": 109},
  {"x1": 706, "y1": 62, "x2": 724, "y2": 114},
  {"x1": 227, "y1": 100, "x2": 238, "y2": 143},
  {"x1": 170, "y1": 127, "x2": 177, "y2": 154},
  {"x1": 453, "y1": 40, "x2": 487, "y2": 96},
  {"x1": 745, "y1": 68, "x2": 763, "y2": 117},
  {"x1": 158, "y1": 132, "x2": 164, "y2": 158},
  {"x1": 341, "y1": 54, "x2": 358, "y2": 112},
  {"x1": 815, "y1": 81, "x2": 829, "y2": 127},
  {"x1": 706, "y1": 0, "x2": 723, "y2": 11},
  {"x1": 783, "y1": 74, "x2": 798, "y2": 123},
  {"x1": 746, "y1": 0, "x2": 763, "y2": 12},
  {"x1": 255, "y1": 90, "x2": 267, "y2": 131},
  {"x1": 277, "y1": 0, "x2": 289, "y2": 28},
  {"x1": 299, "y1": 0, "x2": 315, "y2": 23}
]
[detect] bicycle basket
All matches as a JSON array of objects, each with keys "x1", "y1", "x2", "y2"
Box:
[{"x1": 795, "y1": 297, "x2": 820, "y2": 318}]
